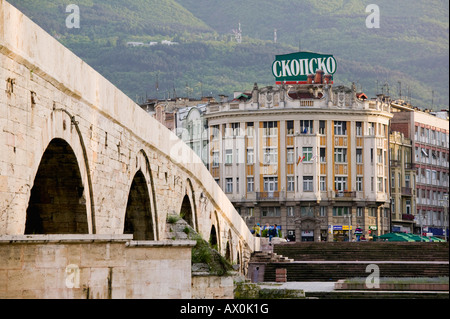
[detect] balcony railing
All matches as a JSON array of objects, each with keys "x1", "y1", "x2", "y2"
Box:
[
  {"x1": 402, "y1": 214, "x2": 415, "y2": 221},
  {"x1": 401, "y1": 187, "x2": 412, "y2": 196},
  {"x1": 334, "y1": 191, "x2": 356, "y2": 199},
  {"x1": 390, "y1": 160, "x2": 400, "y2": 167},
  {"x1": 256, "y1": 191, "x2": 285, "y2": 201}
]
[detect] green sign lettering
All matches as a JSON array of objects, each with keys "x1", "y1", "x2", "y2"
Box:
[{"x1": 272, "y1": 51, "x2": 337, "y2": 84}]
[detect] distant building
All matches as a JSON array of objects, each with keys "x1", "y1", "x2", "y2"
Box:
[
  {"x1": 140, "y1": 97, "x2": 215, "y2": 167},
  {"x1": 176, "y1": 104, "x2": 209, "y2": 167},
  {"x1": 389, "y1": 131, "x2": 416, "y2": 234},
  {"x1": 390, "y1": 102, "x2": 449, "y2": 238}
]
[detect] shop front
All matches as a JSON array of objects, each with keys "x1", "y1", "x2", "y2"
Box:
[{"x1": 332, "y1": 225, "x2": 353, "y2": 242}]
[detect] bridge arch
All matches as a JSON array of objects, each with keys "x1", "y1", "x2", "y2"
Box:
[
  {"x1": 25, "y1": 138, "x2": 89, "y2": 234},
  {"x1": 123, "y1": 150, "x2": 157, "y2": 240},
  {"x1": 179, "y1": 178, "x2": 197, "y2": 231}
]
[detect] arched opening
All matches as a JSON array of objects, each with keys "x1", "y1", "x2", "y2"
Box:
[
  {"x1": 209, "y1": 225, "x2": 218, "y2": 250},
  {"x1": 25, "y1": 138, "x2": 88, "y2": 234},
  {"x1": 124, "y1": 170, "x2": 154, "y2": 240},
  {"x1": 225, "y1": 241, "x2": 231, "y2": 263},
  {"x1": 180, "y1": 194, "x2": 193, "y2": 227}
]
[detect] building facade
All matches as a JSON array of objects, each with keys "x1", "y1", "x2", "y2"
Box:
[
  {"x1": 390, "y1": 103, "x2": 449, "y2": 238},
  {"x1": 205, "y1": 79, "x2": 393, "y2": 242},
  {"x1": 389, "y1": 131, "x2": 416, "y2": 233}
]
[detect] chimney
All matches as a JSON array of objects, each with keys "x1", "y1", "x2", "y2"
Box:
[
  {"x1": 307, "y1": 74, "x2": 314, "y2": 84},
  {"x1": 324, "y1": 74, "x2": 332, "y2": 84},
  {"x1": 314, "y1": 70, "x2": 324, "y2": 84}
]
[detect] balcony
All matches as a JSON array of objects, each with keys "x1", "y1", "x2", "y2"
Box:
[
  {"x1": 402, "y1": 214, "x2": 415, "y2": 221},
  {"x1": 401, "y1": 187, "x2": 412, "y2": 196},
  {"x1": 390, "y1": 160, "x2": 400, "y2": 167},
  {"x1": 334, "y1": 191, "x2": 356, "y2": 199},
  {"x1": 256, "y1": 191, "x2": 285, "y2": 201}
]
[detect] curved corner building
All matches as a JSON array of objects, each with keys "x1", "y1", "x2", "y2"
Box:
[{"x1": 205, "y1": 76, "x2": 393, "y2": 242}]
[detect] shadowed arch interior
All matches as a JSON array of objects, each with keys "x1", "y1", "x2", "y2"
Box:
[
  {"x1": 209, "y1": 224, "x2": 218, "y2": 250},
  {"x1": 180, "y1": 194, "x2": 193, "y2": 227},
  {"x1": 124, "y1": 170, "x2": 154, "y2": 240},
  {"x1": 25, "y1": 138, "x2": 88, "y2": 234}
]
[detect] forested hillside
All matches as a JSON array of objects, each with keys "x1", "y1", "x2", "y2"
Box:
[{"x1": 8, "y1": 0, "x2": 449, "y2": 109}]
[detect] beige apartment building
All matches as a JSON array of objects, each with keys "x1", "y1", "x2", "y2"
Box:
[
  {"x1": 389, "y1": 131, "x2": 416, "y2": 234},
  {"x1": 205, "y1": 79, "x2": 393, "y2": 241}
]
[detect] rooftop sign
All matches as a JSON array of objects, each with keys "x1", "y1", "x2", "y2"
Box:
[{"x1": 272, "y1": 51, "x2": 337, "y2": 84}]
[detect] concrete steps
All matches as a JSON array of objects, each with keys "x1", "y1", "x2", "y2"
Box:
[
  {"x1": 274, "y1": 242, "x2": 449, "y2": 262},
  {"x1": 263, "y1": 262, "x2": 449, "y2": 282},
  {"x1": 250, "y1": 251, "x2": 294, "y2": 263}
]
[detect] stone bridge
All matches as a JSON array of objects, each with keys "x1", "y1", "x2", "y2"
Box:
[{"x1": 0, "y1": 1, "x2": 257, "y2": 298}]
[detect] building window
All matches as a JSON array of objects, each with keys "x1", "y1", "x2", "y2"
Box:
[
  {"x1": 225, "y1": 149, "x2": 233, "y2": 164},
  {"x1": 333, "y1": 206, "x2": 349, "y2": 216},
  {"x1": 356, "y1": 148, "x2": 363, "y2": 163},
  {"x1": 377, "y1": 177, "x2": 383, "y2": 192},
  {"x1": 334, "y1": 148, "x2": 347, "y2": 163},
  {"x1": 247, "y1": 207, "x2": 254, "y2": 217},
  {"x1": 303, "y1": 176, "x2": 313, "y2": 192},
  {"x1": 225, "y1": 178, "x2": 233, "y2": 193},
  {"x1": 302, "y1": 147, "x2": 313, "y2": 162},
  {"x1": 320, "y1": 148, "x2": 326, "y2": 163},
  {"x1": 335, "y1": 176, "x2": 347, "y2": 191},
  {"x1": 263, "y1": 121, "x2": 278, "y2": 136},
  {"x1": 231, "y1": 123, "x2": 240, "y2": 136},
  {"x1": 263, "y1": 177, "x2": 278, "y2": 192},
  {"x1": 262, "y1": 207, "x2": 281, "y2": 217},
  {"x1": 211, "y1": 125, "x2": 220, "y2": 140},
  {"x1": 246, "y1": 122, "x2": 254, "y2": 137},
  {"x1": 320, "y1": 176, "x2": 326, "y2": 191},
  {"x1": 356, "y1": 176, "x2": 363, "y2": 191},
  {"x1": 406, "y1": 200, "x2": 411, "y2": 215},
  {"x1": 247, "y1": 148, "x2": 254, "y2": 165},
  {"x1": 405, "y1": 175, "x2": 410, "y2": 188},
  {"x1": 334, "y1": 121, "x2": 347, "y2": 135},
  {"x1": 287, "y1": 148, "x2": 294, "y2": 164},
  {"x1": 286, "y1": 120, "x2": 294, "y2": 135},
  {"x1": 368, "y1": 122, "x2": 375, "y2": 135},
  {"x1": 357, "y1": 207, "x2": 363, "y2": 217},
  {"x1": 287, "y1": 206, "x2": 295, "y2": 217},
  {"x1": 319, "y1": 120, "x2": 326, "y2": 135},
  {"x1": 320, "y1": 206, "x2": 327, "y2": 217},
  {"x1": 263, "y1": 147, "x2": 278, "y2": 164},
  {"x1": 301, "y1": 207, "x2": 314, "y2": 217},
  {"x1": 300, "y1": 120, "x2": 313, "y2": 134},
  {"x1": 236, "y1": 177, "x2": 239, "y2": 193},
  {"x1": 356, "y1": 122, "x2": 362, "y2": 136},
  {"x1": 212, "y1": 151, "x2": 219, "y2": 167},
  {"x1": 377, "y1": 149, "x2": 383, "y2": 163},
  {"x1": 369, "y1": 207, "x2": 377, "y2": 217},
  {"x1": 247, "y1": 177, "x2": 254, "y2": 192},
  {"x1": 287, "y1": 176, "x2": 295, "y2": 192}
]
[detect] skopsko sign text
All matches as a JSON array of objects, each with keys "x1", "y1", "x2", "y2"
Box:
[{"x1": 272, "y1": 51, "x2": 337, "y2": 84}]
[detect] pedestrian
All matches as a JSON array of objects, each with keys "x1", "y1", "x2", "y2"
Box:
[
  {"x1": 268, "y1": 224, "x2": 277, "y2": 245},
  {"x1": 253, "y1": 223, "x2": 261, "y2": 237}
]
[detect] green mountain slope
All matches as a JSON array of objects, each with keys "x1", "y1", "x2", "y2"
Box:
[{"x1": 7, "y1": 0, "x2": 449, "y2": 109}]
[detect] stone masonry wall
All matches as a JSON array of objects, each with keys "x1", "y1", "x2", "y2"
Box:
[{"x1": 0, "y1": 235, "x2": 195, "y2": 299}]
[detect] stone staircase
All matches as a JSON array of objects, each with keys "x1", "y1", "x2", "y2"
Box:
[
  {"x1": 251, "y1": 241, "x2": 449, "y2": 283},
  {"x1": 251, "y1": 251, "x2": 294, "y2": 263},
  {"x1": 274, "y1": 242, "x2": 449, "y2": 262},
  {"x1": 263, "y1": 262, "x2": 449, "y2": 282}
]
